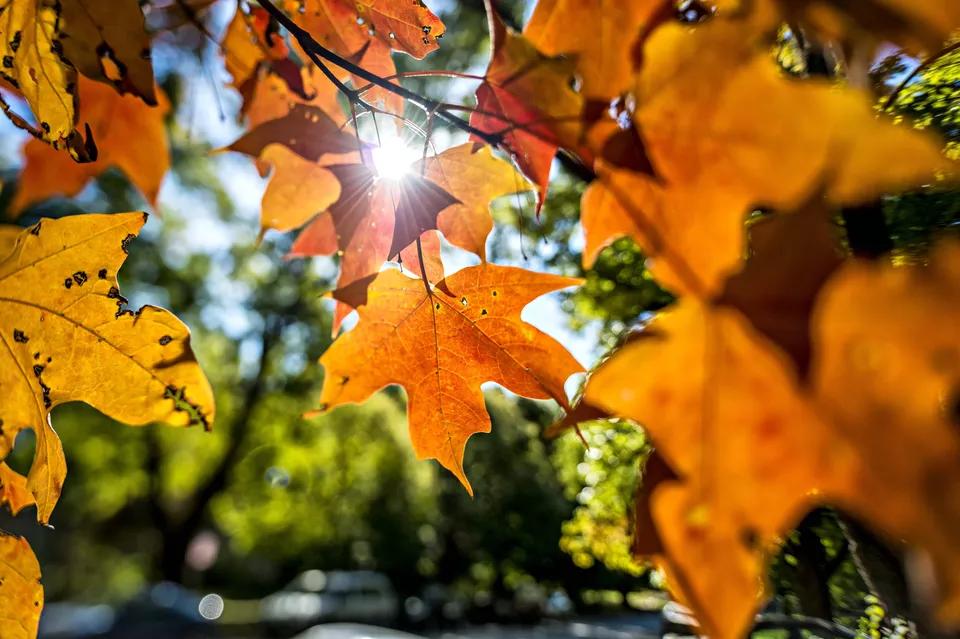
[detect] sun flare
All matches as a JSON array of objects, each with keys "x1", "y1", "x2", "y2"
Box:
[{"x1": 371, "y1": 135, "x2": 420, "y2": 180}]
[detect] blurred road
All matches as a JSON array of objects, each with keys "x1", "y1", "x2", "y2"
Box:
[{"x1": 429, "y1": 614, "x2": 661, "y2": 639}]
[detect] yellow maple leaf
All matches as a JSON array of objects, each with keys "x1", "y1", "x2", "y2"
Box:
[
  {"x1": 0, "y1": 213, "x2": 215, "y2": 523},
  {"x1": 0, "y1": 533, "x2": 42, "y2": 639},
  {"x1": 0, "y1": 0, "x2": 80, "y2": 152}
]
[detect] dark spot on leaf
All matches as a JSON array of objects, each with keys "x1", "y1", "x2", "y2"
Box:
[
  {"x1": 460, "y1": 297, "x2": 468, "y2": 306},
  {"x1": 481, "y1": 308, "x2": 488, "y2": 316},
  {"x1": 72, "y1": 271, "x2": 87, "y2": 286},
  {"x1": 1, "y1": 56, "x2": 11, "y2": 69},
  {"x1": 32, "y1": 352, "x2": 39, "y2": 360},
  {"x1": 947, "y1": 389, "x2": 960, "y2": 428},
  {"x1": 98, "y1": 268, "x2": 108, "y2": 279},
  {"x1": 491, "y1": 290, "x2": 498, "y2": 297},
  {"x1": 63, "y1": 278, "x2": 72, "y2": 289},
  {"x1": 120, "y1": 233, "x2": 136, "y2": 253},
  {"x1": 340, "y1": 376, "x2": 350, "y2": 385},
  {"x1": 740, "y1": 527, "x2": 759, "y2": 549},
  {"x1": 40, "y1": 121, "x2": 50, "y2": 133},
  {"x1": 32, "y1": 365, "x2": 43, "y2": 377},
  {"x1": 159, "y1": 335, "x2": 172, "y2": 346},
  {"x1": 29, "y1": 222, "x2": 41, "y2": 236},
  {"x1": 434, "y1": 302, "x2": 441, "y2": 311},
  {"x1": 164, "y1": 385, "x2": 210, "y2": 430},
  {"x1": 46, "y1": 356, "x2": 51, "y2": 363},
  {"x1": 13, "y1": 329, "x2": 27, "y2": 343}
]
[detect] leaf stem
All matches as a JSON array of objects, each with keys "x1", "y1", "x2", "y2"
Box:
[{"x1": 415, "y1": 236, "x2": 432, "y2": 296}]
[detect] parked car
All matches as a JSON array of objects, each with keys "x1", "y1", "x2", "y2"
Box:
[
  {"x1": 261, "y1": 570, "x2": 399, "y2": 632},
  {"x1": 293, "y1": 623, "x2": 426, "y2": 639},
  {"x1": 660, "y1": 601, "x2": 700, "y2": 637},
  {"x1": 40, "y1": 583, "x2": 215, "y2": 639}
]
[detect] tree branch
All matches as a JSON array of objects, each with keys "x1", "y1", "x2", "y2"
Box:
[{"x1": 255, "y1": 0, "x2": 503, "y2": 147}]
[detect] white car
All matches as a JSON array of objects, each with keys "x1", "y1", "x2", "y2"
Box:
[
  {"x1": 293, "y1": 623, "x2": 426, "y2": 639},
  {"x1": 261, "y1": 570, "x2": 399, "y2": 631}
]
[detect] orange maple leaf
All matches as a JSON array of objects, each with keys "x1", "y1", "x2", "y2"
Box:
[{"x1": 317, "y1": 264, "x2": 582, "y2": 493}]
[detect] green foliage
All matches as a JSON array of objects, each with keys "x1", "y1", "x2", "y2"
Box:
[{"x1": 552, "y1": 422, "x2": 649, "y2": 576}]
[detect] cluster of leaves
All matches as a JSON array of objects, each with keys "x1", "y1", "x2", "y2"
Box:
[{"x1": 0, "y1": 0, "x2": 959, "y2": 637}]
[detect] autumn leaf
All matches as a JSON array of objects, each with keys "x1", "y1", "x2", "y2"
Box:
[
  {"x1": 583, "y1": 11, "x2": 949, "y2": 297},
  {"x1": 718, "y1": 202, "x2": 843, "y2": 376},
  {"x1": 298, "y1": 0, "x2": 444, "y2": 61},
  {"x1": 294, "y1": 0, "x2": 444, "y2": 113},
  {"x1": 0, "y1": 0, "x2": 85, "y2": 156},
  {"x1": 10, "y1": 76, "x2": 170, "y2": 216},
  {"x1": 0, "y1": 213, "x2": 215, "y2": 523},
  {"x1": 471, "y1": 0, "x2": 583, "y2": 212},
  {"x1": 229, "y1": 103, "x2": 359, "y2": 163},
  {"x1": 417, "y1": 142, "x2": 532, "y2": 260},
  {"x1": 811, "y1": 242, "x2": 960, "y2": 623},
  {"x1": 309, "y1": 162, "x2": 459, "y2": 331},
  {"x1": 584, "y1": 300, "x2": 855, "y2": 639},
  {"x1": 524, "y1": 0, "x2": 671, "y2": 99},
  {"x1": 774, "y1": 0, "x2": 960, "y2": 55},
  {"x1": 0, "y1": 226, "x2": 20, "y2": 258},
  {"x1": 257, "y1": 144, "x2": 343, "y2": 233},
  {"x1": 317, "y1": 264, "x2": 582, "y2": 493},
  {"x1": 0, "y1": 533, "x2": 42, "y2": 639},
  {"x1": 244, "y1": 63, "x2": 343, "y2": 131},
  {"x1": 59, "y1": 0, "x2": 157, "y2": 104},
  {"x1": 0, "y1": 463, "x2": 33, "y2": 516},
  {"x1": 281, "y1": 144, "x2": 526, "y2": 330},
  {"x1": 222, "y1": 6, "x2": 289, "y2": 91}
]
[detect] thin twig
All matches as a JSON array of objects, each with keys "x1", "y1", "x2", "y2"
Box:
[
  {"x1": 255, "y1": 0, "x2": 503, "y2": 147},
  {"x1": 356, "y1": 70, "x2": 485, "y2": 96},
  {"x1": 883, "y1": 41, "x2": 960, "y2": 111}
]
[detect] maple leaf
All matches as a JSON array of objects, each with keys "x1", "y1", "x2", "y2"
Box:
[
  {"x1": 524, "y1": 0, "x2": 671, "y2": 99},
  {"x1": 294, "y1": 0, "x2": 445, "y2": 114},
  {"x1": 0, "y1": 0, "x2": 86, "y2": 157},
  {"x1": 774, "y1": 0, "x2": 960, "y2": 55},
  {"x1": 317, "y1": 264, "x2": 582, "y2": 493},
  {"x1": 244, "y1": 63, "x2": 343, "y2": 131},
  {"x1": 417, "y1": 143, "x2": 532, "y2": 260},
  {"x1": 583, "y1": 11, "x2": 949, "y2": 297},
  {"x1": 0, "y1": 226, "x2": 20, "y2": 258},
  {"x1": 229, "y1": 103, "x2": 359, "y2": 163},
  {"x1": 470, "y1": 0, "x2": 583, "y2": 213},
  {"x1": 298, "y1": 0, "x2": 444, "y2": 61},
  {"x1": 718, "y1": 201, "x2": 843, "y2": 376},
  {"x1": 306, "y1": 162, "x2": 459, "y2": 331},
  {"x1": 811, "y1": 242, "x2": 960, "y2": 623},
  {"x1": 257, "y1": 144, "x2": 344, "y2": 233},
  {"x1": 0, "y1": 533, "x2": 42, "y2": 639},
  {"x1": 0, "y1": 462, "x2": 33, "y2": 516},
  {"x1": 222, "y1": 6, "x2": 289, "y2": 91},
  {"x1": 10, "y1": 76, "x2": 170, "y2": 216},
  {"x1": 583, "y1": 300, "x2": 855, "y2": 639},
  {"x1": 59, "y1": 0, "x2": 157, "y2": 104},
  {"x1": 0, "y1": 213, "x2": 215, "y2": 523},
  {"x1": 284, "y1": 144, "x2": 526, "y2": 330}
]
